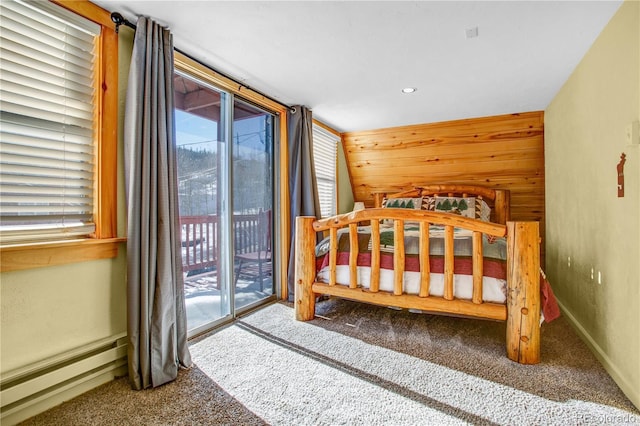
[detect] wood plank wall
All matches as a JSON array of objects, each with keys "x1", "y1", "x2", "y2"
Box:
[{"x1": 342, "y1": 111, "x2": 545, "y2": 251}]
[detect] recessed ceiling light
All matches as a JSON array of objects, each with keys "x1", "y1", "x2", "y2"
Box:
[{"x1": 401, "y1": 87, "x2": 417, "y2": 94}]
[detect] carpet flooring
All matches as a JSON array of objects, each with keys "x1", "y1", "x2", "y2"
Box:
[{"x1": 20, "y1": 299, "x2": 639, "y2": 425}]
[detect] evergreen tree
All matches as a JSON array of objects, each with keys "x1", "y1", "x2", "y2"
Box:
[{"x1": 439, "y1": 199, "x2": 452, "y2": 211}]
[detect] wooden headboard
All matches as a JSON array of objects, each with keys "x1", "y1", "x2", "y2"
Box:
[{"x1": 373, "y1": 184, "x2": 511, "y2": 225}]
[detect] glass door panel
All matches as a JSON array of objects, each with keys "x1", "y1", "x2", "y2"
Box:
[
  {"x1": 174, "y1": 72, "x2": 231, "y2": 332},
  {"x1": 232, "y1": 99, "x2": 274, "y2": 309}
]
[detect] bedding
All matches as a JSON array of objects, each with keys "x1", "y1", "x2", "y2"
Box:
[
  {"x1": 315, "y1": 223, "x2": 508, "y2": 303},
  {"x1": 295, "y1": 185, "x2": 545, "y2": 364}
]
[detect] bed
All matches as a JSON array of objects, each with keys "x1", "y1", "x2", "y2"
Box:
[{"x1": 294, "y1": 185, "x2": 543, "y2": 364}]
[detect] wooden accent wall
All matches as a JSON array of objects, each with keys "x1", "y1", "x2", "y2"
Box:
[{"x1": 342, "y1": 111, "x2": 545, "y2": 237}]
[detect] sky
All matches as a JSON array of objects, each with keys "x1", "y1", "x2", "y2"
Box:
[{"x1": 175, "y1": 109, "x2": 272, "y2": 158}]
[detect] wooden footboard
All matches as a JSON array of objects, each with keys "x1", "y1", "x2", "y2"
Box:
[{"x1": 294, "y1": 209, "x2": 541, "y2": 364}]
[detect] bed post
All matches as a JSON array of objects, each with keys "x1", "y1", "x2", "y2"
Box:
[
  {"x1": 494, "y1": 189, "x2": 510, "y2": 225},
  {"x1": 295, "y1": 216, "x2": 317, "y2": 321},
  {"x1": 506, "y1": 221, "x2": 541, "y2": 364},
  {"x1": 373, "y1": 192, "x2": 385, "y2": 208}
]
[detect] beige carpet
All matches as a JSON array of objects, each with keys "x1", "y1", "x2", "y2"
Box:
[{"x1": 21, "y1": 299, "x2": 639, "y2": 425}]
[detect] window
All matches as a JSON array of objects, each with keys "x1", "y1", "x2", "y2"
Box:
[
  {"x1": 0, "y1": 0, "x2": 119, "y2": 270},
  {"x1": 312, "y1": 123, "x2": 339, "y2": 218}
]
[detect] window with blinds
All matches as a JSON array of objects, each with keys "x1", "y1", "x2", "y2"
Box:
[
  {"x1": 312, "y1": 124, "x2": 339, "y2": 218},
  {"x1": 0, "y1": 0, "x2": 101, "y2": 244}
]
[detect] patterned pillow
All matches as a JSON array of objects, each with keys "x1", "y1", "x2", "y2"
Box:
[
  {"x1": 476, "y1": 198, "x2": 491, "y2": 222},
  {"x1": 380, "y1": 195, "x2": 491, "y2": 223},
  {"x1": 430, "y1": 196, "x2": 492, "y2": 222},
  {"x1": 381, "y1": 197, "x2": 422, "y2": 225},
  {"x1": 433, "y1": 196, "x2": 476, "y2": 218},
  {"x1": 381, "y1": 197, "x2": 422, "y2": 210}
]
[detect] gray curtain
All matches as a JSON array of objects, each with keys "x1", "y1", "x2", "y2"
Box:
[
  {"x1": 287, "y1": 106, "x2": 321, "y2": 300},
  {"x1": 124, "y1": 17, "x2": 192, "y2": 390}
]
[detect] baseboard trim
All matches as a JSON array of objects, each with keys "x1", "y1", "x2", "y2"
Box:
[
  {"x1": 1, "y1": 362, "x2": 127, "y2": 425},
  {"x1": 1, "y1": 333, "x2": 128, "y2": 425},
  {"x1": 556, "y1": 297, "x2": 640, "y2": 410}
]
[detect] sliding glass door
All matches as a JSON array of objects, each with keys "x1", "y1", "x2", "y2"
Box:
[
  {"x1": 173, "y1": 71, "x2": 275, "y2": 335},
  {"x1": 232, "y1": 99, "x2": 274, "y2": 309},
  {"x1": 174, "y1": 73, "x2": 229, "y2": 332}
]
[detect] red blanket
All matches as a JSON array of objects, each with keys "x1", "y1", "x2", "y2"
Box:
[
  {"x1": 315, "y1": 226, "x2": 507, "y2": 281},
  {"x1": 315, "y1": 225, "x2": 560, "y2": 323}
]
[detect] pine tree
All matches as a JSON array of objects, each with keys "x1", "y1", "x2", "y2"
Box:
[{"x1": 439, "y1": 199, "x2": 452, "y2": 211}]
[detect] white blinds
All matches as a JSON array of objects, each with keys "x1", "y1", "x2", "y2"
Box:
[
  {"x1": 312, "y1": 124, "x2": 338, "y2": 218},
  {"x1": 0, "y1": 0, "x2": 100, "y2": 243}
]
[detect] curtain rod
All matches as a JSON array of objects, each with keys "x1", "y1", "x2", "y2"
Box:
[
  {"x1": 110, "y1": 12, "x2": 136, "y2": 32},
  {"x1": 110, "y1": 12, "x2": 297, "y2": 114}
]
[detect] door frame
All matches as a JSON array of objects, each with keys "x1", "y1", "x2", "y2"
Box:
[{"x1": 174, "y1": 54, "x2": 285, "y2": 339}]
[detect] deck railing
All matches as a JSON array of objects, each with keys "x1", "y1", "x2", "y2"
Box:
[
  {"x1": 180, "y1": 213, "x2": 265, "y2": 274},
  {"x1": 181, "y1": 215, "x2": 218, "y2": 274}
]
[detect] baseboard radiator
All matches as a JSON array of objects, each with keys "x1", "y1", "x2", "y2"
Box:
[{"x1": 1, "y1": 333, "x2": 128, "y2": 425}]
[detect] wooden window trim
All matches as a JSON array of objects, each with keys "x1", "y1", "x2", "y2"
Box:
[
  {"x1": 312, "y1": 119, "x2": 340, "y2": 138},
  {"x1": 1, "y1": 238, "x2": 126, "y2": 272},
  {"x1": 0, "y1": 0, "x2": 120, "y2": 272},
  {"x1": 174, "y1": 52, "x2": 293, "y2": 299},
  {"x1": 174, "y1": 52, "x2": 288, "y2": 115}
]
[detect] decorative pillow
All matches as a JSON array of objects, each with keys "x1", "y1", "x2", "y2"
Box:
[
  {"x1": 422, "y1": 196, "x2": 436, "y2": 211},
  {"x1": 476, "y1": 198, "x2": 491, "y2": 222},
  {"x1": 381, "y1": 197, "x2": 422, "y2": 225},
  {"x1": 430, "y1": 196, "x2": 492, "y2": 222},
  {"x1": 381, "y1": 197, "x2": 422, "y2": 210},
  {"x1": 433, "y1": 196, "x2": 476, "y2": 218}
]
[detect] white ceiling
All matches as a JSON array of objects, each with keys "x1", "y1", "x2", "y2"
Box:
[{"x1": 94, "y1": 1, "x2": 622, "y2": 132}]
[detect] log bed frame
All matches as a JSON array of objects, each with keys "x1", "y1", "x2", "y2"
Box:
[{"x1": 294, "y1": 185, "x2": 541, "y2": 364}]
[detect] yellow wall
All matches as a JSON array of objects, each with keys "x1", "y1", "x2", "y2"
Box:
[
  {"x1": 0, "y1": 29, "x2": 134, "y2": 375},
  {"x1": 0, "y1": 253, "x2": 127, "y2": 371},
  {"x1": 545, "y1": 0, "x2": 639, "y2": 409},
  {"x1": 337, "y1": 140, "x2": 354, "y2": 214}
]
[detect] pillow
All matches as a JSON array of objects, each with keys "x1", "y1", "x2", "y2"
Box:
[
  {"x1": 431, "y1": 196, "x2": 492, "y2": 222},
  {"x1": 476, "y1": 198, "x2": 491, "y2": 222},
  {"x1": 433, "y1": 196, "x2": 476, "y2": 218},
  {"x1": 381, "y1": 197, "x2": 422, "y2": 225},
  {"x1": 381, "y1": 197, "x2": 422, "y2": 210}
]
